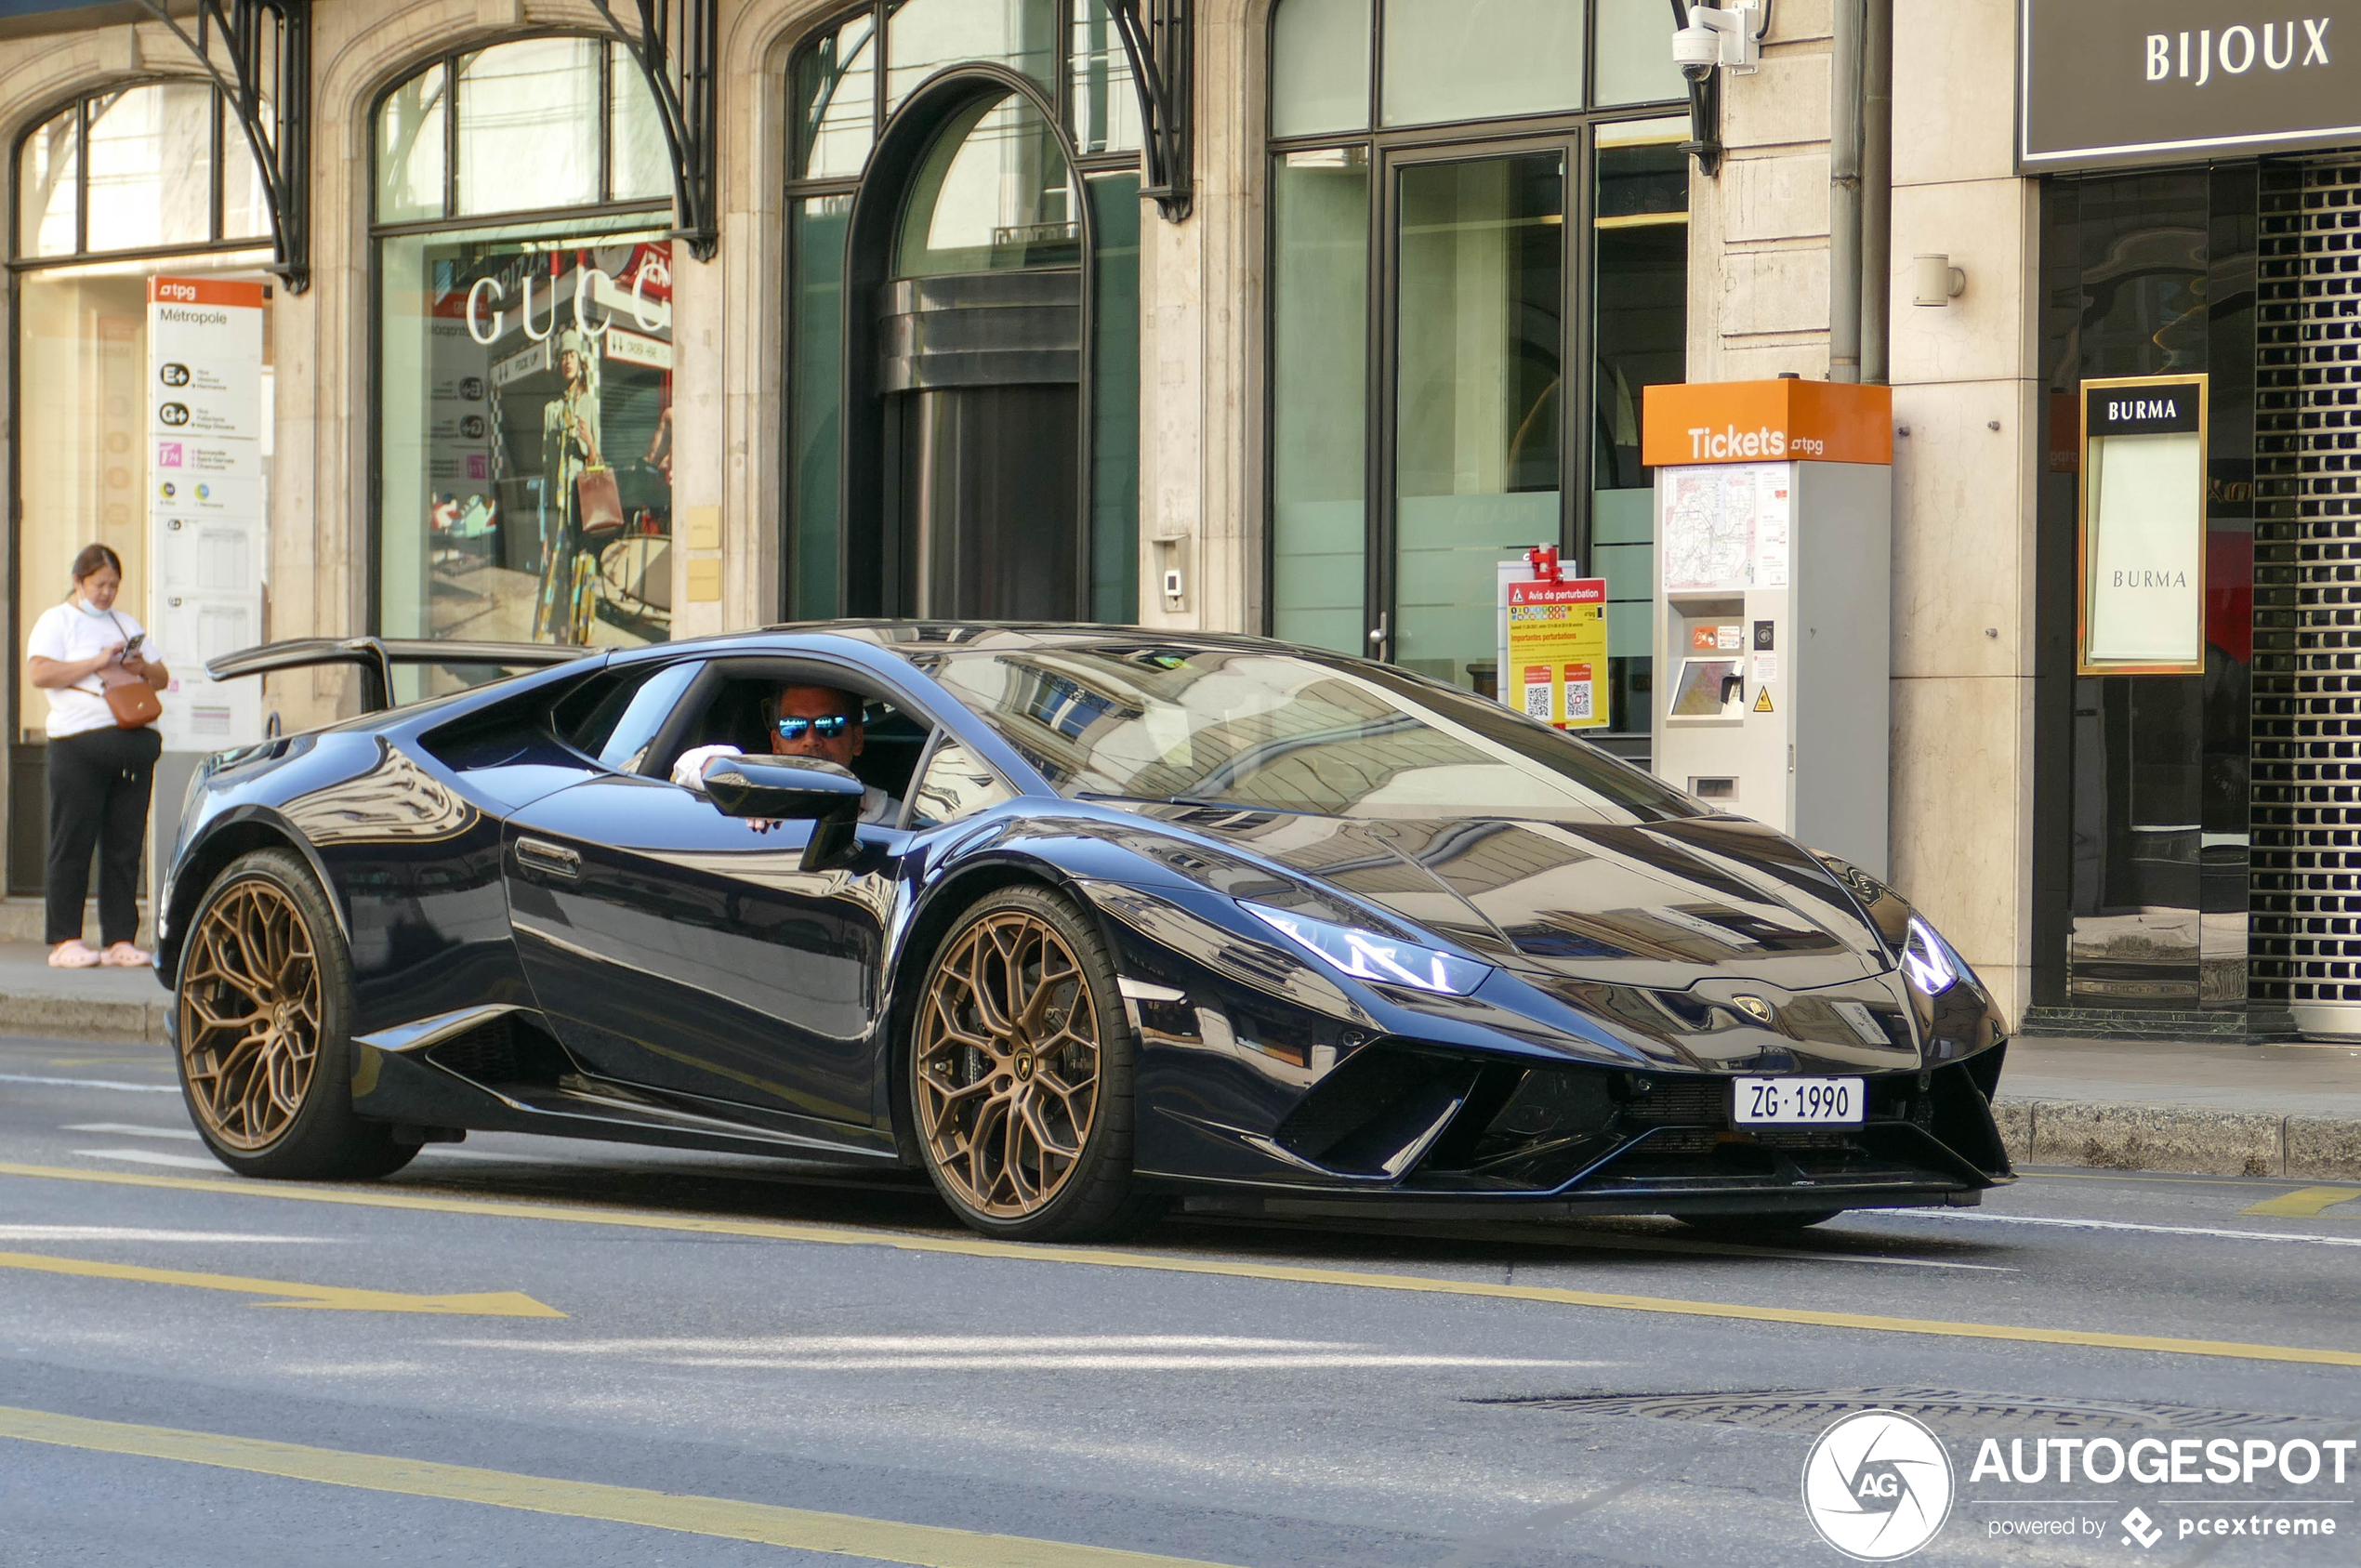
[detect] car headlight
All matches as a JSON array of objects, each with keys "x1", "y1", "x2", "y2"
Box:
[
  {"x1": 1901, "y1": 916, "x2": 1974, "y2": 996},
  {"x1": 1240, "y1": 902, "x2": 1493, "y2": 996}
]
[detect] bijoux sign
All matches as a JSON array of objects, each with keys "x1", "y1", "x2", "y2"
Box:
[{"x1": 2020, "y1": 0, "x2": 2361, "y2": 171}]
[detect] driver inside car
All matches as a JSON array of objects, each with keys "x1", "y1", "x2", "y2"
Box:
[{"x1": 670, "y1": 683, "x2": 901, "y2": 825}]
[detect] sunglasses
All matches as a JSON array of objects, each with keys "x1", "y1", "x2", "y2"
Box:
[{"x1": 774, "y1": 714, "x2": 854, "y2": 741}]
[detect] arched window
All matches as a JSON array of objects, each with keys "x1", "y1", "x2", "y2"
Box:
[
  {"x1": 373, "y1": 37, "x2": 677, "y2": 658},
  {"x1": 1267, "y1": 0, "x2": 1689, "y2": 756},
  {"x1": 16, "y1": 81, "x2": 272, "y2": 258},
  {"x1": 784, "y1": 3, "x2": 1141, "y2": 625}
]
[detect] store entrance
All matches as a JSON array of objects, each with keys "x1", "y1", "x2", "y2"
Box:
[{"x1": 868, "y1": 89, "x2": 1088, "y2": 621}]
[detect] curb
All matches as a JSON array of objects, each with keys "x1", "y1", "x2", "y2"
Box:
[
  {"x1": 0, "y1": 995, "x2": 168, "y2": 1044},
  {"x1": 1995, "y1": 1096, "x2": 2361, "y2": 1181}
]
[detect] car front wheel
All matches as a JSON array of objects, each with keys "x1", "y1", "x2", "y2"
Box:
[
  {"x1": 907, "y1": 885, "x2": 1162, "y2": 1242},
  {"x1": 175, "y1": 848, "x2": 416, "y2": 1180}
]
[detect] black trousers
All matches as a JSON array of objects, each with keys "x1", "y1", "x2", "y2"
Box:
[{"x1": 45, "y1": 724, "x2": 163, "y2": 947}]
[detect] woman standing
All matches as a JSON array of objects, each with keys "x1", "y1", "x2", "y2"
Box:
[{"x1": 25, "y1": 544, "x2": 168, "y2": 968}]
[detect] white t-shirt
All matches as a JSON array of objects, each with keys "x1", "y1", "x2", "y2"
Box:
[{"x1": 26, "y1": 600, "x2": 158, "y2": 740}]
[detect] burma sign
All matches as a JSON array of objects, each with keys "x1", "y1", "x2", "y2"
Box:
[
  {"x1": 2021, "y1": 0, "x2": 2361, "y2": 170},
  {"x1": 2078, "y1": 376, "x2": 2207, "y2": 675}
]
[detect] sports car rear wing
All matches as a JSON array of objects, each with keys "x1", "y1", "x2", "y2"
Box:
[{"x1": 205, "y1": 638, "x2": 594, "y2": 718}]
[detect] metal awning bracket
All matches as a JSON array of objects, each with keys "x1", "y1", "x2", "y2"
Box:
[
  {"x1": 588, "y1": 0, "x2": 719, "y2": 260},
  {"x1": 134, "y1": 0, "x2": 311, "y2": 291},
  {"x1": 1106, "y1": 0, "x2": 1192, "y2": 222}
]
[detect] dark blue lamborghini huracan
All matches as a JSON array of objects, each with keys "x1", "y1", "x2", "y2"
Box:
[{"x1": 157, "y1": 624, "x2": 2011, "y2": 1241}]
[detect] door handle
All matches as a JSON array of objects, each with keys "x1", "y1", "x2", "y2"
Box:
[
  {"x1": 515, "y1": 837, "x2": 581, "y2": 878},
  {"x1": 1366, "y1": 612, "x2": 1390, "y2": 660}
]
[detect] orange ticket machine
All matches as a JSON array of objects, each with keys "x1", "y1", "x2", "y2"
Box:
[{"x1": 1640, "y1": 379, "x2": 1893, "y2": 876}]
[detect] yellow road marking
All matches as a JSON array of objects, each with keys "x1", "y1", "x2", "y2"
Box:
[
  {"x1": 0, "y1": 1248, "x2": 562, "y2": 1317},
  {"x1": 5, "y1": 1160, "x2": 2361, "y2": 1368},
  {"x1": 0, "y1": 1403, "x2": 1233, "y2": 1568},
  {"x1": 2241, "y1": 1187, "x2": 2361, "y2": 1219}
]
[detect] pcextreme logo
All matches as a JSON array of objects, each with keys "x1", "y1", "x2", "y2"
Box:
[{"x1": 1801, "y1": 1410, "x2": 1956, "y2": 1561}]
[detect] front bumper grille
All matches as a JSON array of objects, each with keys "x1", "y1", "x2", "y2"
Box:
[{"x1": 1263, "y1": 1041, "x2": 2011, "y2": 1199}]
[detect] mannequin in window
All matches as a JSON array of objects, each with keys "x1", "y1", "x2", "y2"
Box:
[{"x1": 534, "y1": 325, "x2": 602, "y2": 639}]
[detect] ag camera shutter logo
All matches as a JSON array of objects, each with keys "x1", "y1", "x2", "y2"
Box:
[{"x1": 1801, "y1": 1410, "x2": 1955, "y2": 1560}]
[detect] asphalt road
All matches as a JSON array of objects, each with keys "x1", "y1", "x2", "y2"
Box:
[{"x1": 2, "y1": 1032, "x2": 2357, "y2": 1568}]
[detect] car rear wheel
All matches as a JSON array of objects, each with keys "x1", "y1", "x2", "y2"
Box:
[
  {"x1": 1675, "y1": 1209, "x2": 1844, "y2": 1239},
  {"x1": 907, "y1": 885, "x2": 1162, "y2": 1242},
  {"x1": 175, "y1": 849, "x2": 416, "y2": 1180}
]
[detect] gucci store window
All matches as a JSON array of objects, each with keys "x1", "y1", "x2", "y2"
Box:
[
  {"x1": 8, "y1": 82, "x2": 275, "y2": 892},
  {"x1": 375, "y1": 37, "x2": 676, "y2": 667},
  {"x1": 1266, "y1": 0, "x2": 1688, "y2": 755}
]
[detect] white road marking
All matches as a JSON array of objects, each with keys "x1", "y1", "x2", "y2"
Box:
[
  {"x1": 61, "y1": 1123, "x2": 198, "y2": 1140},
  {"x1": 0, "y1": 1226, "x2": 336, "y2": 1244},
  {"x1": 1866, "y1": 1209, "x2": 2361, "y2": 1249},
  {"x1": 461, "y1": 1335, "x2": 1370, "y2": 1353},
  {"x1": 0, "y1": 1074, "x2": 178, "y2": 1093},
  {"x1": 71, "y1": 1148, "x2": 222, "y2": 1171},
  {"x1": 442, "y1": 1335, "x2": 1607, "y2": 1372},
  {"x1": 662, "y1": 1354, "x2": 1608, "y2": 1371}
]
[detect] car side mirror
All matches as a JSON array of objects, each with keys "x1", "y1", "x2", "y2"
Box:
[
  {"x1": 699, "y1": 754, "x2": 865, "y2": 872},
  {"x1": 701, "y1": 754, "x2": 864, "y2": 819}
]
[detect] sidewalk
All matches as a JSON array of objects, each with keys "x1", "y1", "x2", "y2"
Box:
[
  {"x1": 0, "y1": 942, "x2": 169, "y2": 1044},
  {"x1": 1997, "y1": 1035, "x2": 2361, "y2": 1179},
  {"x1": 4, "y1": 943, "x2": 2359, "y2": 1180}
]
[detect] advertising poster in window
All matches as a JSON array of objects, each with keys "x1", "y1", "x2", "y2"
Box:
[
  {"x1": 147, "y1": 275, "x2": 266, "y2": 750},
  {"x1": 387, "y1": 237, "x2": 673, "y2": 647},
  {"x1": 2078, "y1": 375, "x2": 2206, "y2": 674}
]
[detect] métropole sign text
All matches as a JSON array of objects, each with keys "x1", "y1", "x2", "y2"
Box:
[{"x1": 2021, "y1": 0, "x2": 2361, "y2": 171}]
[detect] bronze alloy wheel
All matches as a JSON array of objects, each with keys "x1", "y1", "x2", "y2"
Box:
[
  {"x1": 178, "y1": 875, "x2": 323, "y2": 1152},
  {"x1": 915, "y1": 909, "x2": 1103, "y2": 1218}
]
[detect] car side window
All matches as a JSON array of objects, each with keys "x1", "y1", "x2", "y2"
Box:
[
  {"x1": 590, "y1": 661, "x2": 705, "y2": 773},
  {"x1": 908, "y1": 739, "x2": 1015, "y2": 829}
]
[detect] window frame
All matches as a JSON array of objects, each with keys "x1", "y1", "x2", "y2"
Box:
[
  {"x1": 8, "y1": 79, "x2": 275, "y2": 270},
  {"x1": 779, "y1": 3, "x2": 1145, "y2": 626}
]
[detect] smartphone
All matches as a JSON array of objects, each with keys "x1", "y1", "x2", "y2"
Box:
[{"x1": 119, "y1": 633, "x2": 144, "y2": 656}]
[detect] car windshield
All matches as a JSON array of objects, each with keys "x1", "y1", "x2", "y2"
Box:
[{"x1": 922, "y1": 642, "x2": 1702, "y2": 824}]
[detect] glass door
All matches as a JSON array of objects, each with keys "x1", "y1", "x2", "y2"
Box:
[{"x1": 1381, "y1": 145, "x2": 1570, "y2": 691}]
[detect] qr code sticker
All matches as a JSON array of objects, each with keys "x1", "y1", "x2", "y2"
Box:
[
  {"x1": 1564, "y1": 682, "x2": 1593, "y2": 720},
  {"x1": 1523, "y1": 684, "x2": 1552, "y2": 719}
]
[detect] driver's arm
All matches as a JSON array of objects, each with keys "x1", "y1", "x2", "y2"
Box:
[{"x1": 669, "y1": 743, "x2": 745, "y2": 793}]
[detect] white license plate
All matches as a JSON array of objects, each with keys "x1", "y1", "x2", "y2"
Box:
[{"x1": 1733, "y1": 1076, "x2": 1864, "y2": 1126}]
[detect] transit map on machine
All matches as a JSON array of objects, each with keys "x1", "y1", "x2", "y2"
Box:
[{"x1": 1660, "y1": 462, "x2": 1791, "y2": 592}]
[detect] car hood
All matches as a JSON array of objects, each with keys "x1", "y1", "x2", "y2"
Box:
[{"x1": 1128, "y1": 805, "x2": 1893, "y2": 992}]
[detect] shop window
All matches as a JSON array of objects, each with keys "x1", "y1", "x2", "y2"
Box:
[
  {"x1": 1266, "y1": 0, "x2": 1687, "y2": 749},
  {"x1": 372, "y1": 39, "x2": 678, "y2": 666},
  {"x1": 7, "y1": 82, "x2": 279, "y2": 890}
]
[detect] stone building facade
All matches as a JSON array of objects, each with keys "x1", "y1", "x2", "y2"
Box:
[{"x1": 1, "y1": 0, "x2": 2326, "y2": 1040}]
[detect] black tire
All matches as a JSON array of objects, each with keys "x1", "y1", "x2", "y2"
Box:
[
  {"x1": 174, "y1": 848, "x2": 416, "y2": 1181},
  {"x1": 1675, "y1": 1209, "x2": 1845, "y2": 1240},
  {"x1": 905, "y1": 884, "x2": 1165, "y2": 1242}
]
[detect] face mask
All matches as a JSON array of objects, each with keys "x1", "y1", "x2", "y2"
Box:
[{"x1": 73, "y1": 596, "x2": 107, "y2": 617}]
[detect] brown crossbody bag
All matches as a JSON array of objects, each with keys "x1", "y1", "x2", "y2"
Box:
[{"x1": 94, "y1": 611, "x2": 160, "y2": 730}]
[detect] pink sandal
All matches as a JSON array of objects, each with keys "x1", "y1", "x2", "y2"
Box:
[
  {"x1": 47, "y1": 941, "x2": 99, "y2": 968},
  {"x1": 98, "y1": 942, "x2": 151, "y2": 968}
]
